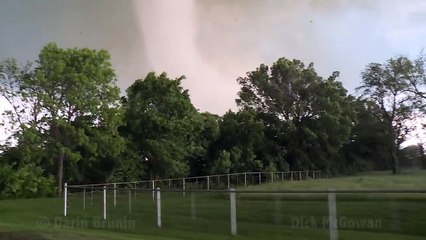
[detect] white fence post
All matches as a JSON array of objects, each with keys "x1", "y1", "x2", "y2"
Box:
[
  {"x1": 191, "y1": 192, "x2": 196, "y2": 220},
  {"x1": 271, "y1": 172, "x2": 274, "y2": 183},
  {"x1": 244, "y1": 173, "x2": 247, "y2": 187},
  {"x1": 156, "y1": 187, "x2": 162, "y2": 228},
  {"x1": 83, "y1": 187, "x2": 86, "y2": 210},
  {"x1": 183, "y1": 179, "x2": 186, "y2": 197},
  {"x1": 306, "y1": 171, "x2": 309, "y2": 180},
  {"x1": 91, "y1": 186, "x2": 94, "y2": 206},
  {"x1": 291, "y1": 171, "x2": 294, "y2": 181},
  {"x1": 64, "y1": 183, "x2": 68, "y2": 217},
  {"x1": 299, "y1": 171, "x2": 302, "y2": 181},
  {"x1": 128, "y1": 189, "x2": 132, "y2": 215},
  {"x1": 103, "y1": 186, "x2": 107, "y2": 220},
  {"x1": 227, "y1": 174, "x2": 230, "y2": 189},
  {"x1": 207, "y1": 176, "x2": 210, "y2": 190},
  {"x1": 230, "y1": 188, "x2": 237, "y2": 235},
  {"x1": 152, "y1": 180, "x2": 155, "y2": 201},
  {"x1": 258, "y1": 172, "x2": 262, "y2": 184},
  {"x1": 328, "y1": 189, "x2": 338, "y2": 240},
  {"x1": 313, "y1": 171, "x2": 316, "y2": 179},
  {"x1": 113, "y1": 183, "x2": 117, "y2": 208}
]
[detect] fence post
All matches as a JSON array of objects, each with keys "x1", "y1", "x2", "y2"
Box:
[
  {"x1": 134, "y1": 183, "x2": 137, "y2": 198},
  {"x1": 91, "y1": 186, "x2": 93, "y2": 206},
  {"x1": 83, "y1": 187, "x2": 86, "y2": 210},
  {"x1": 313, "y1": 171, "x2": 316, "y2": 179},
  {"x1": 291, "y1": 171, "x2": 293, "y2": 181},
  {"x1": 306, "y1": 171, "x2": 309, "y2": 180},
  {"x1": 227, "y1": 174, "x2": 230, "y2": 189},
  {"x1": 128, "y1": 189, "x2": 132, "y2": 215},
  {"x1": 207, "y1": 176, "x2": 210, "y2": 190},
  {"x1": 156, "y1": 187, "x2": 162, "y2": 228},
  {"x1": 183, "y1": 178, "x2": 186, "y2": 197},
  {"x1": 64, "y1": 183, "x2": 68, "y2": 217},
  {"x1": 244, "y1": 173, "x2": 247, "y2": 187},
  {"x1": 299, "y1": 171, "x2": 302, "y2": 181},
  {"x1": 281, "y1": 172, "x2": 284, "y2": 181},
  {"x1": 230, "y1": 188, "x2": 237, "y2": 235},
  {"x1": 258, "y1": 172, "x2": 262, "y2": 184},
  {"x1": 191, "y1": 192, "x2": 196, "y2": 220},
  {"x1": 271, "y1": 172, "x2": 274, "y2": 183},
  {"x1": 114, "y1": 183, "x2": 117, "y2": 208},
  {"x1": 169, "y1": 179, "x2": 171, "y2": 189},
  {"x1": 328, "y1": 189, "x2": 338, "y2": 240},
  {"x1": 152, "y1": 180, "x2": 155, "y2": 201},
  {"x1": 103, "y1": 186, "x2": 107, "y2": 220}
]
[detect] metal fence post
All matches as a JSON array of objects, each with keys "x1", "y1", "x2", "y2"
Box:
[
  {"x1": 91, "y1": 186, "x2": 94, "y2": 206},
  {"x1": 207, "y1": 176, "x2": 210, "y2": 190},
  {"x1": 183, "y1": 178, "x2": 186, "y2": 197},
  {"x1": 230, "y1": 188, "x2": 237, "y2": 235},
  {"x1": 291, "y1": 171, "x2": 293, "y2": 181},
  {"x1": 328, "y1": 189, "x2": 338, "y2": 240},
  {"x1": 103, "y1": 186, "x2": 107, "y2": 220},
  {"x1": 134, "y1": 183, "x2": 137, "y2": 198},
  {"x1": 227, "y1": 174, "x2": 230, "y2": 189},
  {"x1": 191, "y1": 192, "x2": 196, "y2": 220},
  {"x1": 306, "y1": 171, "x2": 309, "y2": 180},
  {"x1": 258, "y1": 172, "x2": 262, "y2": 184},
  {"x1": 152, "y1": 180, "x2": 155, "y2": 201},
  {"x1": 64, "y1": 183, "x2": 68, "y2": 217},
  {"x1": 299, "y1": 171, "x2": 302, "y2": 181},
  {"x1": 83, "y1": 187, "x2": 86, "y2": 210},
  {"x1": 156, "y1": 187, "x2": 162, "y2": 228},
  {"x1": 244, "y1": 173, "x2": 247, "y2": 187},
  {"x1": 313, "y1": 171, "x2": 316, "y2": 179},
  {"x1": 114, "y1": 183, "x2": 117, "y2": 208},
  {"x1": 128, "y1": 189, "x2": 132, "y2": 215},
  {"x1": 281, "y1": 172, "x2": 284, "y2": 181},
  {"x1": 271, "y1": 172, "x2": 274, "y2": 183}
]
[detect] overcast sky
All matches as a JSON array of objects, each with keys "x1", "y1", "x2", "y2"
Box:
[
  {"x1": 1, "y1": 0, "x2": 426, "y2": 144},
  {"x1": 2, "y1": 0, "x2": 426, "y2": 114}
]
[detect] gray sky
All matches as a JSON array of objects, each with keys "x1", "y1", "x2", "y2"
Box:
[{"x1": 1, "y1": 0, "x2": 426, "y2": 114}]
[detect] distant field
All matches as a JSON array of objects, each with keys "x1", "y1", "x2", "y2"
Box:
[
  {"x1": 244, "y1": 169, "x2": 426, "y2": 190},
  {"x1": 0, "y1": 170, "x2": 425, "y2": 240}
]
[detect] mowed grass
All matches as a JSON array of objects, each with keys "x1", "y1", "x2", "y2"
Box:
[{"x1": 0, "y1": 170, "x2": 426, "y2": 240}]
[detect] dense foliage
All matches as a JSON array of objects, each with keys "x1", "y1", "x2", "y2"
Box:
[{"x1": 0, "y1": 44, "x2": 425, "y2": 197}]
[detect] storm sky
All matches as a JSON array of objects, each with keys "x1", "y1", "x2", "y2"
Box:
[{"x1": 1, "y1": 0, "x2": 426, "y2": 115}]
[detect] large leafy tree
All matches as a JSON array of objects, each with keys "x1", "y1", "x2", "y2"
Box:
[
  {"x1": 340, "y1": 99, "x2": 390, "y2": 172},
  {"x1": 236, "y1": 58, "x2": 355, "y2": 173},
  {"x1": 214, "y1": 110, "x2": 266, "y2": 173},
  {"x1": 358, "y1": 57, "x2": 418, "y2": 174},
  {"x1": 1, "y1": 43, "x2": 124, "y2": 194},
  {"x1": 123, "y1": 72, "x2": 200, "y2": 179}
]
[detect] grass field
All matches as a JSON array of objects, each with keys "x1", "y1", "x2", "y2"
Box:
[{"x1": 0, "y1": 170, "x2": 426, "y2": 240}]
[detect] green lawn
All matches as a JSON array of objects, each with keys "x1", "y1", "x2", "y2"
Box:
[{"x1": 1, "y1": 170, "x2": 426, "y2": 240}]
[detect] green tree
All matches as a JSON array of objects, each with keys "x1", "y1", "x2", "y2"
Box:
[
  {"x1": 340, "y1": 99, "x2": 390, "y2": 172},
  {"x1": 358, "y1": 57, "x2": 418, "y2": 174},
  {"x1": 1, "y1": 43, "x2": 124, "y2": 194},
  {"x1": 123, "y1": 72, "x2": 200, "y2": 179},
  {"x1": 236, "y1": 58, "x2": 354, "y2": 173}
]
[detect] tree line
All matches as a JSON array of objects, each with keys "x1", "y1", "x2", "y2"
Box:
[{"x1": 0, "y1": 43, "x2": 425, "y2": 198}]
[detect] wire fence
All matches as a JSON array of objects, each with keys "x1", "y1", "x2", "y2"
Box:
[{"x1": 61, "y1": 171, "x2": 426, "y2": 240}]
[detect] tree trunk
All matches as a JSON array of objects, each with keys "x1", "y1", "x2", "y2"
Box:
[{"x1": 57, "y1": 149, "x2": 65, "y2": 196}]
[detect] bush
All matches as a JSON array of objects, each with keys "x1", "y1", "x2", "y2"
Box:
[{"x1": 0, "y1": 163, "x2": 55, "y2": 199}]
